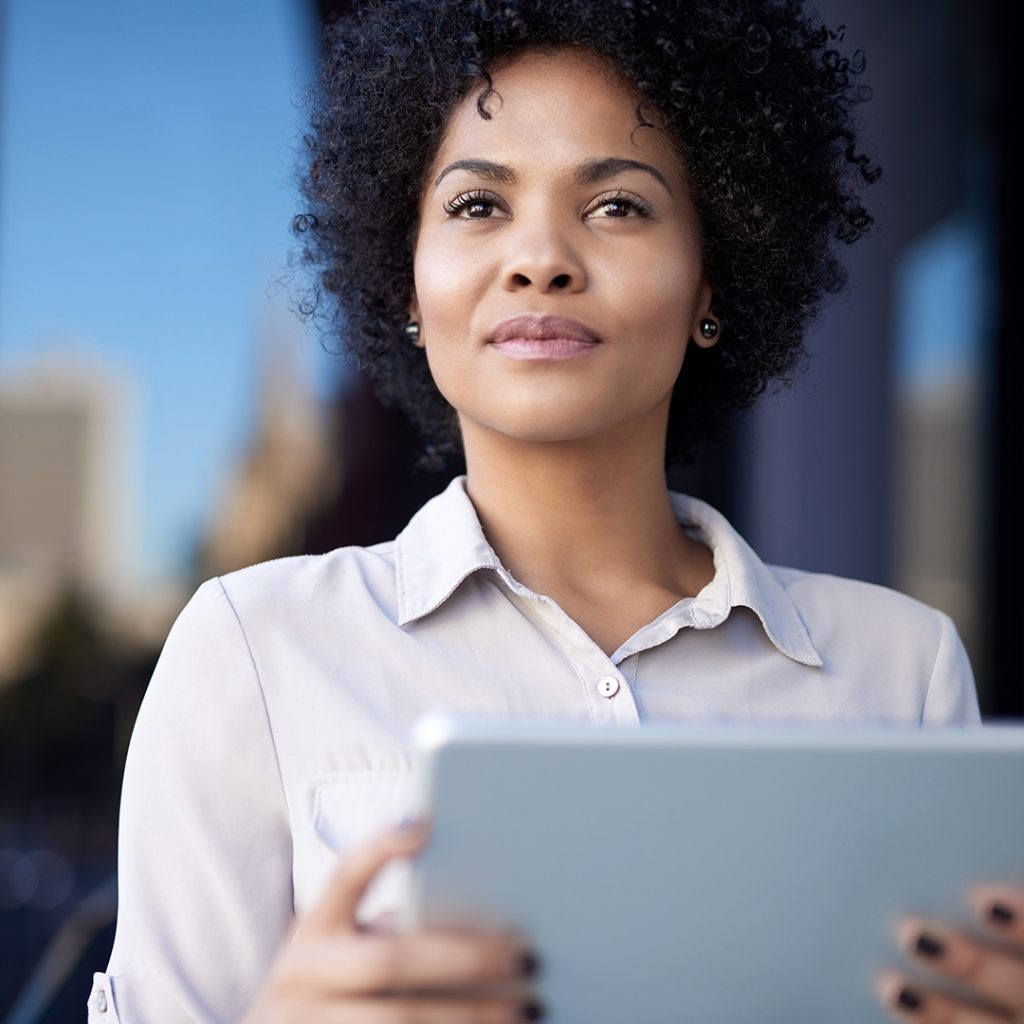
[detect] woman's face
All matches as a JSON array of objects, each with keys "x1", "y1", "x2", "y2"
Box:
[{"x1": 409, "y1": 47, "x2": 715, "y2": 451}]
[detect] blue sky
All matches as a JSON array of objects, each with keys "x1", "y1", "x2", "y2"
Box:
[
  {"x1": 894, "y1": 213, "x2": 990, "y2": 393},
  {"x1": 0, "y1": 0, "x2": 342, "y2": 586}
]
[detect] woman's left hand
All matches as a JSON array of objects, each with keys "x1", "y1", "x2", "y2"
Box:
[{"x1": 878, "y1": 885, "x2": 1024, "y2": 1022}]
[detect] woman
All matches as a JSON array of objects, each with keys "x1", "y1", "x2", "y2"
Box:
[{"x1": 89, "y1": 1, "x2": 1023, "y2": 1021}]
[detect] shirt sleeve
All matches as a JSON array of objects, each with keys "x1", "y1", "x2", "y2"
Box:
[
  {"x1": 920, "y1": 610, "x2": 982, "y2": 725},
  {"x1": 88, "y1": 578, "x2": 294, "y2": 1023}
]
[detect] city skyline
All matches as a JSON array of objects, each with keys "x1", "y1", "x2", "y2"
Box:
[{"x1": 0, "y1": 0, "x2": 341, "y2": 587}]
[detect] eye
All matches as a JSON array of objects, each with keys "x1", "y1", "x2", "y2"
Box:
[
  {"x1": 443, "y1": 189, "x2": 505, "y2": 219},
  {"x1": 585, "y1": 190, "x2": 653, "y2": 220}
]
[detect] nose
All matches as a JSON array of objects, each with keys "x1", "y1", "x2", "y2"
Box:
[{"x1": 500, "y1": 215, "x2": 586, "y2": 294}]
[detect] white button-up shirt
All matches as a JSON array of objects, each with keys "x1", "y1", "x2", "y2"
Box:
[{"x1": 89, "y1": 476, "x2": 980, "y2": 1022}]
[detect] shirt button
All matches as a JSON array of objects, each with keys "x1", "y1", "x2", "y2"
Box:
[
  {"x1": 597, "y1": 675, "x2": 620, "y2": 698},
  {"x1": 97, "y1": 991, "x2": 108, "y2": 1013}
]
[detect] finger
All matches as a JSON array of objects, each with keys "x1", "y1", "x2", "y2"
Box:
[
  {"x1": 970, "y1": 887, "x2": 1024, "y2": 948},
  {"x1": 295, "y1": 930, "x2": 539, "y2": 996},
  {"x1": 340, "y1": 930, "x2": 539, "y2": 994},
  {"x1": 876, "y1": 971, "x2": 1010, "y2": 1024},
  {"x1": 306, "y1": 819, "x2": 431, "y2": 931},
  {"x1": 897, "y1": 917, "x2": 1024, "y2": 1012},
  {"x1": 285, "y1": 995, "x2": 544, "y2": 1023}
]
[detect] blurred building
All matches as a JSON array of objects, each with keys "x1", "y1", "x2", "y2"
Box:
[
  {"x1": 736, "y1": 0, "x2": 1016, "y2": 713},
  {"x1": 891, "y1": 215, "x2": 989, "y2": 674},
  {"x1": 0, "y1": 352, "x2": 137, "y2": 683},
  {"x1": 894, "y1": 372, "x2": 981, "y2": 652},
  {"x1": 197, "y1": 320, "x2": 339, "y2": 578}
]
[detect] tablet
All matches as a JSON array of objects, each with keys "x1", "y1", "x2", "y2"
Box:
[{"x1": 405, "y1": 716, "x2": 1024, "y2": 1024}]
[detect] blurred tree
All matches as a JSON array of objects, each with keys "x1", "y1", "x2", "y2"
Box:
[{"x1": 0, "y1": 589, "x2": 156, "y2": 854}]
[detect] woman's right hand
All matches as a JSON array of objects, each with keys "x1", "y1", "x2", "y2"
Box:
[{"x1": 241, "y1": 819, "x2": 543, "y2": 1023}]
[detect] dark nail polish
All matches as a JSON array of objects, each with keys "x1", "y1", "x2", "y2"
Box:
[
  {"x1": 520, "y1": 1001, "x2": 545, "y2": 1021},
  {"x1": 915, "y1": 932, "x2": 945, "y2": 958},
  {"x1": 895, "y1": 986, "x2": 924, "y2": 1012},
  {"x1": 989, "y1": 901, "x2": 1016, "y2": 926},
  {"x1": 519, "y1": 951, "x2": 541, "y2": 978}
]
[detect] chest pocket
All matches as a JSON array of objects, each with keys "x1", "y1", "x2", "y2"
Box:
[{"x1": 309, "y1": 769, "x2": 420, "y2": 925}]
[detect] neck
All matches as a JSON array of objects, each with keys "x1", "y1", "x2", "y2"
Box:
[{"x1": 461, "y1": 418, "x2": 712, "y2": 602}]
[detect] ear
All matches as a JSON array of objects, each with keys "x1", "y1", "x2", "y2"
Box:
[{"x1": 691, "y1": 277, "x2": 718, "y2": 350}]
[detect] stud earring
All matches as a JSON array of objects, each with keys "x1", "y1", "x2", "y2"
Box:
[
  {"x1": 403, "y1": 321, "x2": 421, "y2": 345},
  {"x1": 699, "y1": 317, "x2": 719, "y2": 340}
]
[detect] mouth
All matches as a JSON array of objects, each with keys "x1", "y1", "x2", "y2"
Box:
[{"x1": 488, "y1": 314, "x2": 601, "y2": 361}]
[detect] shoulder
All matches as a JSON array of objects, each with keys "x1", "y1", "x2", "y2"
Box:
[
  {"x1": 770, "y1": 564, "x2": 949, "y2": 644},
  {"x1": 218, "y1": 538, "x2": 398, "y2": 592},
  {"x1": 206, "y1": 476, "x2": 475, "y2": 632},
  {"x1": 209, "y1": 539, "x2": 401, "y2": 626},
  {"x1": 767, "y1": 564, "x2": 980, "y2": 724},
  {"x1": 145, "y1": 542, "x2": 403, "y2": 701}
]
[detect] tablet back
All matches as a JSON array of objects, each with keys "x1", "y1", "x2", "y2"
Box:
[{"x1": 407, "y1": 717, "x2": 1024, "y2": 1024}]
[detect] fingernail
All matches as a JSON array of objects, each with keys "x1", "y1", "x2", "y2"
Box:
[
  {"x1": 519, "y1": 950, "x2": 541, "y2": 977},
  {"x1": 520, "y1": 1001, "x2": 545, "y2": 1021},
  {"x1": 988, "y1": 901, "x2": 1016, "y2": 926},
  {"x1": 894, "y1": 986, "x2": 924, "y2": 1012},
  {"x1": 914, "y1": 931, "x2": 945, "y2": 958}
]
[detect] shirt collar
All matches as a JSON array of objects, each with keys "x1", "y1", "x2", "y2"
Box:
[
  {"x1": 395, "y1": 475, "x2": 823, "y2": 668},
  {"x1": 395, "y1": 476, "x2": 503, "y2": 626},
  {"x1": 666, "y1": 492, "x2": 823, "y2": 667}
]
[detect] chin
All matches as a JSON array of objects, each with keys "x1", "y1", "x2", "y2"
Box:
[{"x1": 469, "y1": 409, "x2": 623, "y2": 446}]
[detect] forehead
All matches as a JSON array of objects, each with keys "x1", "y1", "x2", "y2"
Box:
[{"x1": 428, "y1": 47, "x2": 686, "y2": 188}]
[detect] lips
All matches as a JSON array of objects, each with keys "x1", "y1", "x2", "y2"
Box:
[{"x1": 490, "y1": 314, "x2": 602, "y2": 346}]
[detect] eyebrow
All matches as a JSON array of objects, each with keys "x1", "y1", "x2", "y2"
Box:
[{"x1": 432, "y1": 156, "x2": 673, "y2": 195}]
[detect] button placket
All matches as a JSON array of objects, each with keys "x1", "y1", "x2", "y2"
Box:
[
  {"x1": 492, "y1": 576, "x2": 640, "y2": 723},
  {"x1": 591, "y1": 667, "x2": 640, "y2": 724}
]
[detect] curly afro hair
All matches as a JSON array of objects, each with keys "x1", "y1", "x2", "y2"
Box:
[{"x1": 293, "y1": 0, "x2": 880, "y2": 467}]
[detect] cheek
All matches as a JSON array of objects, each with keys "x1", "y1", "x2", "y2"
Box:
[
  {"x1": 607, "y1": 240, "x2": 703, "y2": 409},
  {"x1": 413, "y1": 229, "x2": 481, "y2": 334},
  {"x1": 637, "y1": 235, "x2": 703, "y2": 314},
  {"x1": 412, "y1": 238, "x2": 475, "y2": 404},
  {"x1": 619, "y1": 241, "x2": 702, "y2": 359}
]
